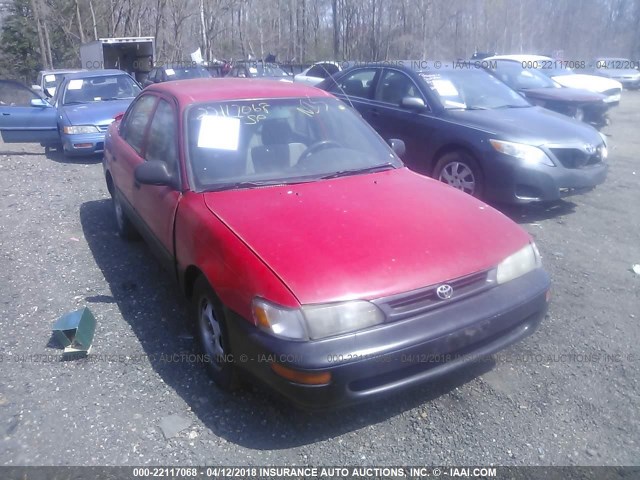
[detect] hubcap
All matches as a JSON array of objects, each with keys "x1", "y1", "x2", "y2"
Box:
[
  {"x1": 438, "y1": 162, "x2": 476, "y2": 194},
  {"x1": 199, "y1": 298, "x2": 224, "y2": 368}
]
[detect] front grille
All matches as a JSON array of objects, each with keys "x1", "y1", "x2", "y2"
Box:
[
  {"x1": 550, "y1": 148, "x2": 602, "y2": 169},
  {"x1": 97, "y1": 125, "x2": 110, "y2": 132},
  {"x1": 373, "y1": 270, "x2": 491, "y2": 322}
]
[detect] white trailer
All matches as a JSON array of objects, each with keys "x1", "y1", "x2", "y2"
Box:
[{"x1": 80, "y1": 37, "x2": 155, "y2": 83}]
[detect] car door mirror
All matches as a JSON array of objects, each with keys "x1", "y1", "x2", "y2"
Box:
[
  {"x1": 400, "y1": 96, "x2": 425, "y2": 111},
  {"x1": 30, "y1": 98, "x2": 51, "y2": 107},
  {"x1": 135, "y1": 161, "x2": 173, "y2": 187},
  {"x1": 32, "y1": 85, "x2": 42, "y2": 91},
  {"x1": 387, "y1": 138, "x2": 406, "y2": 158}
]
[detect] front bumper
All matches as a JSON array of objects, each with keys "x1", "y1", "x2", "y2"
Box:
[
  {"x1": 226, "y1": 269, "x2": 550, "y2": 409},
  {"x1": 61, "y1": 131, "x2": 106, "y2": 156},
  {"x1": 483, "y1": 150, "x2": 608, "y2": 204}
]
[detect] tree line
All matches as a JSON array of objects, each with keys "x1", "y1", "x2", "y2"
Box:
[{"x1": 1, "y1": 0, "x2": 639, "y2": 82}]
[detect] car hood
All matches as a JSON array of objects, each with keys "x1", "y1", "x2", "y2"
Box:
[
  {"x1": 61, "y1": 99, "x2": 133, "y2": 127},
  {"x1": 203, "y1": 168, "x2": 530, "y2": 304},
  {"x1": 445, "y1": 106, "x2": 602, "y2": 146},
  {"x1": 522, "y1": 87, "x2": 605, "y2": 103},
  {"x1": 552, "y1": 74, "x2": 622, "y2": 92}
]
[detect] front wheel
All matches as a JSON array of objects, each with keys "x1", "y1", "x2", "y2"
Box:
[
  {"x1": 112, "y1": 191, "x2": 138, "y2": 240},
  {"x1": 192, "y1": 277, "x2": 239, "y2": 391},
  {"x1": 432, "y1": 150, "x2": 484, "y2": 198}
]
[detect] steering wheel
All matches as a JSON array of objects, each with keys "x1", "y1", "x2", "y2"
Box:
[{"x1": 297, "y1": 140, "x2": 342, "y2": 167}]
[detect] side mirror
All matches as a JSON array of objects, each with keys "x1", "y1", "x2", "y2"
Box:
[
  {"x1": 387, "y1": 138, "x2": 406, "y2": 158},
  {"x1": 30, "y1": 98, "x2": 51, "y2": 107},
  {"x1": 32, "y1": 85, "x2": 42, "y2": 91},
  {"x1": 114, "y1": 112, "x2": 125, "y2": 122},
  {"x1": 400, "y1": 96, "x2": 425, "y2": 111},
  {"x1": 135, "y1": 161, "x2": 173, "y2": 187}
]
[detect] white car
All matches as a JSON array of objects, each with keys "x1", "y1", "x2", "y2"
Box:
[
  {"x1": 32, "y1": 69, "x2": 85, "y2": 98},
  {"x1": 486, "y1": 55, "x2": 622, "y2": 105},
  {"x1": 294, "y1": 62, "x2": 342, "y2": 86}
]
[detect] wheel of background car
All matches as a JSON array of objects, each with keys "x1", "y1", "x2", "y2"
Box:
[
  {"x1": 297, "y1": 140, "x2": 342, "y2": 167},
  {"x1": 112, "y1": 190, "x2": 139, "y2": 240},
  {"x1": 433, "y1": 150, "x2": 484, "y2": 198},
  {"x1": 192, "y1": 276, "x2": 239, "y2": 391}
]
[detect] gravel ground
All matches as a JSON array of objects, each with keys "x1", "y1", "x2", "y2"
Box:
[{"x1": 0, "y1": 93, "x2": 638, "y2": 467}]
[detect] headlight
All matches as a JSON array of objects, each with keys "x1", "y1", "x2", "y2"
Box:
[
  {"x1": 490, "y1": 139, "x2": 555, "y2": 167},
  {"x1": 598, "y1": 133, "x2": 608, "y2": 160},
  {"x1": 63, "y1": 125, "x2": 100, "y2": 134},
  {"x1": 252, "y1": 298, "x2": 384, "y2": 340},
  {"x1": 495, "y1": 243, "x2": 541, "y2": 284}
]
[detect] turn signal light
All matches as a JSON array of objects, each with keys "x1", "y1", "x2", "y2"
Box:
[{"x1": 270, "y1": 363, "x2": 332, "y2": 385}]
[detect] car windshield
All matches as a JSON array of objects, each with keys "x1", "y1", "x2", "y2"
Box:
[
  {"x1": 165, "y1": 67, "x2": 211, "y2": 80},
  {"x1": 186, "y1": 97, "x2": 402, "y2": 191},
  {"x1": 419, "y1": 69, "x2": 530, "y2": 110},
  {"x1": 43, "y1": 73, "x2": 66, "y2": 89},
  {"x1": 62, "y1": 74, "x2": 141, "y2": 105},
  {"x1": 250, "y1": 64, "x2": 289, "y2": 78},
  {"x1": 544, "y1": 67, "x2": 574, "y2": 77},
  {"x1": 492, "y1": 61, "x2": 558, "y2": 89}
]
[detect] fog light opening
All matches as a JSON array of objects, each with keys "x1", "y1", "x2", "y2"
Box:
[
  {"x1": 270, "y1": 363, "x2": 332, "y2": 385},
  {"x1": 73, "y1": 143, "x2": 93, "y2": 148}
]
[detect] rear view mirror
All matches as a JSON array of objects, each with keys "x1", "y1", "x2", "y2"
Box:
[
  {"x1": 30, "y1": 98, "x2": 51, "y2": 107},
  {"x1": 400, "y1": 96, "x2": 425, "y2": 110},
  {"x1": 135, "y1": 161, "x2": 173, "y2": 187},
  {"x1": 387, "y1": 138, "x2": 406, "y2": 158}
]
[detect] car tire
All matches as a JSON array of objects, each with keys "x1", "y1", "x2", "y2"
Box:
[
  {"x1": 432, "y1": 150, "x2": 484, "y2": 199},
  {"x1": 112, "y1": 190, "x2": 138, "y2": 240},
  {"x1": 192, "y1": 276, "x2": 239, "y2": 391}
]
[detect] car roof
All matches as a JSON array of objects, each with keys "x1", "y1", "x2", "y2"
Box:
[
  {"x1": 40, "y1": 69, "x2": 85, "y2": 75},
  {"x1": 146, "y1": 78, "x2": 333, "y2": 103},
  {"x1": 485, "y1": 54, "x2": 551, "y2": 62},
  {"x1": 63, "y1": 69, "x2": 129, "y2": 80}
]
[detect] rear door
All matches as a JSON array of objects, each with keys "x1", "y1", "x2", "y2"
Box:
[
  {"x1": 0, "y1": 80, "x2": 59, "y2": 144},
  {"x1": 131, "y1": 97, "x2": 182, "y2": 264},
  {"x1": 326, "y1": 68, "x2": 380, "y2": 124}
]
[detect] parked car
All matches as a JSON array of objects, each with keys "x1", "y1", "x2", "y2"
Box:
[
  {"x1": 588, "y1": 58, "x2": 640, "y2": 90},
  {"x1": 143, "y1": 64, "x2": 211, "y2": 87},
  {"x1": 487, "y1": 55, "x2": 622, "y2": 106},
  {"x1": 102, "y1": 78, "x2": 550, "y2": 408},
  {"x1": 0, "y1": 69, "x2": 141, "y2": 157},
  {"x1": 317, "y1": 63, "x2": 607, "y2": 204},
  {"x1": 294, "y1": 61, "x2": 342, "y2": 86},
  {"x1": 225, "y1": 61, "x2": 293, "y2": 82},
  {"x1": 32, "y1": 69, "x2": 85, "y2": 98},
  {"x1": 483, "y1": 57, "x2": 610, "y2": 128}
]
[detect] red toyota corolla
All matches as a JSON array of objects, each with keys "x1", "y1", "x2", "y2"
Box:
[{"x1": 103, "y1": 78, "x2": 550, "y2": 409}]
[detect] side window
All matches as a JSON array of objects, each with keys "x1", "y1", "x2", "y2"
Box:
[
  {"x1": 0, "y1": 80, "x2": 38, "y2": 106},
  {"x1": 330, "y1": 69, "x2": 376, "y2": 99},
  {"x1": 121, "y1": 95, "x2": 157, "y2": 155},
  {"x1": 307, "y1": 65, "x2": 328, "y2": 78},
  {"x1": 376, "y1": 70, "x2": 422, "y2": 105},
  {"x1": 145, "y1": 99, "x2": 178, "y2": 176}
]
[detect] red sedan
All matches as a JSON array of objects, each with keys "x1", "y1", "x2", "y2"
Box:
[{"x1": 103, "y1": 78, "x2": 550, "y2": 409}]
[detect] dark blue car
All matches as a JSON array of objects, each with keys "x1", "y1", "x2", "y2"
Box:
[
  {"x1": 0, "y1": 69, "x2": 140, "y2": 157},
  {"x1": 317, "y1": 63, "x2": 608, "y2": 204}
]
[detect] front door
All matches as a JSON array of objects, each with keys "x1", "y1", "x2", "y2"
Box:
[{"x1": 0, "y1": 80, "x2": 58, "y2": 144}]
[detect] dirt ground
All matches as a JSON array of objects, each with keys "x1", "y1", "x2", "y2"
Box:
[{"x1": 0, "y1": 92, "x2": 638, "y2": 467}]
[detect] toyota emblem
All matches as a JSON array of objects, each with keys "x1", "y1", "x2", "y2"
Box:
[{"x1": 436, "y1": 284, "x2": 453, "y2": 300}]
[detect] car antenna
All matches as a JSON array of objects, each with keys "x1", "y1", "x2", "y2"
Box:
[{"x1": 328, "y1": 61, "x2": 355, "y2": 109}]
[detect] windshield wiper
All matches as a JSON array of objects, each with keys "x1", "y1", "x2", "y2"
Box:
[
  {"x1": 320, "y1": 163, "x2": 395, "y2": 180},
  {"x1": 494, "y1": 104, "x2": 531, "y2": 109},
  {"x1": 63, "y1": 101, "x2": 87, "y2": 105}
]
